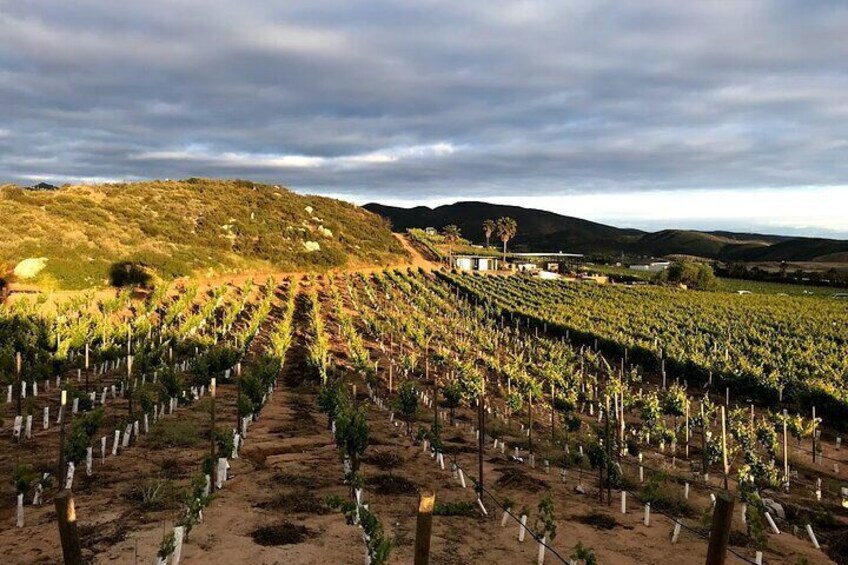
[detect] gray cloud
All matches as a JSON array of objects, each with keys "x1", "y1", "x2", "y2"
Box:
[{"x1": 2, "y1": 1, "x2": 848, "y2": 223}]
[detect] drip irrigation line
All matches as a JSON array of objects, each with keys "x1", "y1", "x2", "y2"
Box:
[{"x1": 446, "y1": 451, "x2": 571, "y2": 564}]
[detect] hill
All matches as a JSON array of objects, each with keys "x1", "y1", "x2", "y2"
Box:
[
  {"x1": 0, "y1": 179, "x2": 406, "y2": 289},
  {"x1": 364, "y1": 201, "x2": 848, "y2": 261}
]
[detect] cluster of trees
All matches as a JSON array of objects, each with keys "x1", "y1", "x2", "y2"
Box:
[
  {"x1": 655, "y1": 260, "x2": 718, "y2": 290},
  {"x1": 717, "y1": 262, "x2": 848, "y2": 288},
  {"x1": 440, "y1": 216, "x2": 519, "y2": 264}
]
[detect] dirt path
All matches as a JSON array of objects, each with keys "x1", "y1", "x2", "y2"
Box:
[
  {"x1": 178, "y1": 289, "x2": 361, "y2": 564},
  {"x1": 391, "y1": 233, "x2": 440, "y2": 272}
]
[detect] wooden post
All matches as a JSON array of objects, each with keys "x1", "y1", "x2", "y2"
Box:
[
  {"x1": 236, "y1": 362, "x2": 242, "y2": 431},
  {"x1": 127, "y1": 355, "x2": 134, "y2": 418},
  {"x1": 528, "y1": 391, "x2": 533, "y2": 454},
  {"x1": 605, "y1": 395, "x2": 612, "y2": 505},
  {"x1": 811, "y1": 406, "x2": 817, "y2": 464},
  {"x1": 55, "y1": 490, "x2": 83, "y2": 565},
  {"x1": 685, "y1": 399, "x2": 690, "y2": 460},
  {"x1": 782, "y1": 409, "x2": 789, "y2": 485},
  {"x1": 702, "y1": 402, "x2": 708, "y2": 480},
  {"x1": 705, "y1": 492, "x2": 734, "y2": 565},
  {"x1": 84, "y1": 343, "x2": 90, "y2": 393},
  {"x1": 59, "y1": 390, "x2": 67, "y2": 485},
  {"x1": 414, "y1": 491, "x2": 436, "y2": 565},
  {"x1": 478, "y1": 388, "x2": 485, "y2": 499},
  {"x1": 16, "y1": 351, "x2": 22, "y2": 417},
  {"x1": 551, "y1": 382, "x2": 555, "y2": 442},
  {"x1": 433, "y1": 374, "x2": 438, "y2": 429},
  {"x1": 210, "y1": 378, "x2": 217, "y2": 492},
  {"x1": 720, "y1": 406, "x2": 729, "y2": 490}
]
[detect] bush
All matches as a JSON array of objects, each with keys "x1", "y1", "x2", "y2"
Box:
[
  {"x1": 656, "y1": 261, "x2": 718, "y2": 290},
  {"x1": 109, "y1": 262, "x2": 153, "y2": 288}
]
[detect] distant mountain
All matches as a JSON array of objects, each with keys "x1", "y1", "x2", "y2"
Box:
[{"x1": 364, "y1": 201, "x2": 848, "y2": 262}]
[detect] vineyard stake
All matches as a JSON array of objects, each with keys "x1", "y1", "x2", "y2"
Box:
[
  {"x1": 16, "y1": 351, "x2": 22, "y2": 418},
  {"x1": 705, "y1": 492, "x2": 734, "y2": 565},
  {"x1": 477, "y1": 386, "x2": 485, "y2": 500},
  {"x1": 685, "y1": 399, "x2": 690, "y2": 460},
  {"x1": 811, "y1": 406, "x2": 817, "y2": 464},
  {"x1": 210, "y1": 377, "x2": 217, "y2": 492},
  {"x1": 782, "y1": 409, "x2": 789, "y2": 487},
  {"x1": 55, "y1": 489, "x2": 83, "y2": 565},
  {"x1": 59, "y1": 390, "x2": 67, "y2": 485},
  {"x1": 528, "y1": 390, "x2": 533, "y2": 454},
  {"x1": 414, "y1": 491, "x2": 435, "y2": 565},
  {"x1": 720, "y1": 406, "x2": 729, "y2": 490},
  {"x1": 550, "y1": 382, "x2": 555, "y2": 442},
  {"x1": 605, "y1": 395, "x2": 612, "y2": 505},
  {"x1": 236, "y1": 362, "x2": 242, "y2": 431}
]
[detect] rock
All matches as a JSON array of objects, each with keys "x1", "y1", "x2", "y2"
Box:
[
  {"x1": 304, "y1": 205, "x2": 313, "y2": 214},
  {"x1": 13, "y1": 257, "x2": 48, "y2": 279},
  {"x1": 303, "y1": 241, "x2": 321, "y2": 252},
  {"x1": 318, "y1": 226, "x2": 333, "y2": 238},
  {"x1": 574, "y1": 484, "x2": 586, "y2": 495},
  {"x1": 763, "y1": 498, "x2": 785, "y2": 520}
]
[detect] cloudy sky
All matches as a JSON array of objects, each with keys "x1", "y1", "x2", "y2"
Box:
[{"x1": 2, "y1": 1, "x2": 847, "y2": 237}]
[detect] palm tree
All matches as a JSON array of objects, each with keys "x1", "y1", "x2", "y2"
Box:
[
  {"x1": 496, "y1": 217, "x2": 517, "y2": 260},
  {"x1": 442, "y1": 224, "x2": 461, "y2": 266},
  {"x1": 482, "y1": 219, "x2": 495, "y2": 249}
]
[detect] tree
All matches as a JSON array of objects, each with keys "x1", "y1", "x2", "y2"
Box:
[
  {"x1": 336, "y1": 403, "x2": 369, "y2": 491},
  {"x1": 496, "y1": 217, "x2": 517, "y2": 260},
  {"x1": 656, "y1": 260, "x2": 718, "y2": 290},
  {"x1": 482, "y1": 219, "x2": 495, "y2": 249},
  {"x1": 442, "y1": 380, "x2": 463, "y2": 425},
  {"x1": 442, "y1": 225, "x2": 461, "y2": 266},
  {"x1": 397, "y1": 381, "x2": 418, "y2": 436}
]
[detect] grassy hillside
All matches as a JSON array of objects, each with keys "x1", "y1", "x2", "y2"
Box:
[
  {"x1": 0, "y1": 178, "x2": 407, "y2": 289},
  {"x1": 366, "y1": 201, "x2": 848, "y2": 261}
]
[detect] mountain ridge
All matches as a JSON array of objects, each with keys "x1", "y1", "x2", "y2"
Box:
[{"x1": 364, "y1": 201, "x2": 848, "y2": 262}]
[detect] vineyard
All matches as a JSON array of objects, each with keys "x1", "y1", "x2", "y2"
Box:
[
  {"x1": 443, "y1": 273, "x2": 848, "y2": 421},
  {"x1": 1, "y1": 269, "x2": 846, "y2": 564}
]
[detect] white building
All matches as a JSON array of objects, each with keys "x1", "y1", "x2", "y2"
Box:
[{"x1": 451, "y1": 255, "x2": 499, "y2": 271}]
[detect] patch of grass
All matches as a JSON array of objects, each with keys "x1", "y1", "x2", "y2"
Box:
[
  {"x1": 145, "y1": 420, "x2": 201, "y2": 449},
  {"x1": 434, "y1": 501, "x2": 479, "y2": 517},
  {"x1": 125, "y1": 478, "x2": 180, "y2": 511}
]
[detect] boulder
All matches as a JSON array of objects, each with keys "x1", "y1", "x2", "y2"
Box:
[{"x1": 13, "y1": 257, "x2": 48, "y2": 279}]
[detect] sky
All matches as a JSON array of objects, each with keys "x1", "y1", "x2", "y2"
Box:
[{"x1": 1, "y1": 1, "x2": 847, "y2": 238}]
